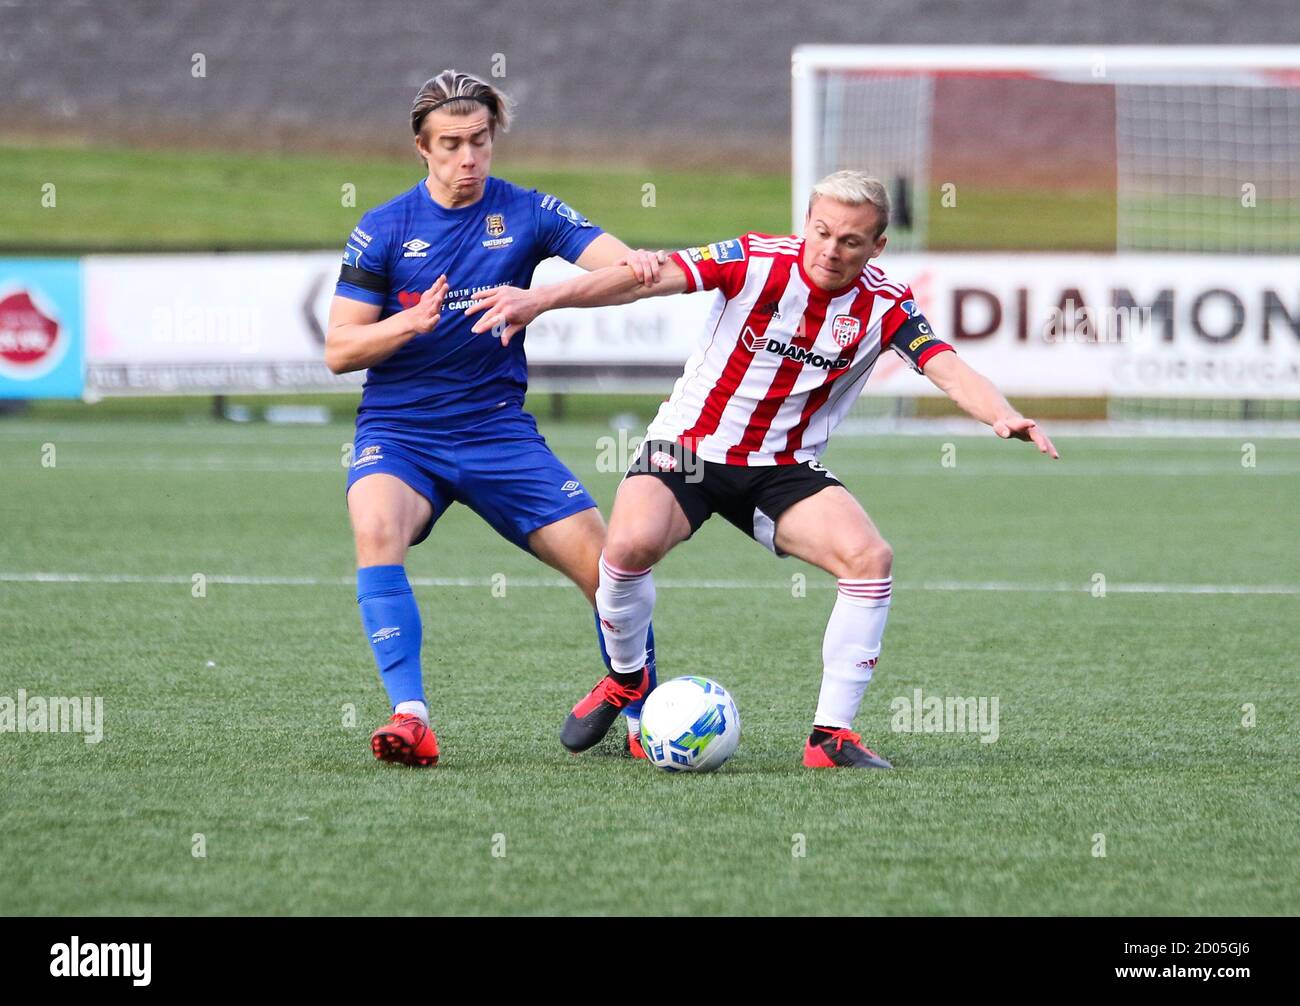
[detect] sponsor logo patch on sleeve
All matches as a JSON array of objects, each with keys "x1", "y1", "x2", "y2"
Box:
[{"x1": 708, "y1": 239, "x2": 745, "y2": 264}]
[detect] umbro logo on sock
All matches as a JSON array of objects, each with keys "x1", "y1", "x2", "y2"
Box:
[{"x1": 370, "y1": 626, "x2": 401, "y2": 643}]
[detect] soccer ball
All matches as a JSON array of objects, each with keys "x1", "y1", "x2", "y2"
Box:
[{"x1": 639, "y1": 675, "x2": 740, "y2": 772}]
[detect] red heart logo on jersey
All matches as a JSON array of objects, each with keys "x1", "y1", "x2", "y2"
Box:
[{"x1": 397, "y1": 290, "x2": 421, "y2": 309}]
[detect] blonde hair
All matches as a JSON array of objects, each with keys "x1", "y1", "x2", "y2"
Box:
[
  {"x1": 410, "y1": 69, "x2": 515, "y2": 139},
  {"x1": 809, "y1": 170, "x2": 890, "y2": 237}
]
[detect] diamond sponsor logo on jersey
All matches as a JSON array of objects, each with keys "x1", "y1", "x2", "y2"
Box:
[
  {"x1": 485, "y1": 213, "x2": 506, "y2": 237},
  {"x1": 741, "y1": 325, "x2": 765, "y2": 352},
  {"x1": 649, "y1": 450, "x2": 677, "y2": 472},
  {"x1": 831, "y1": 314, "x2": 861, "y2": 347},
  {"x1": 761, "y1": 336, "x2": 851, "y2": 371},
  {"x1": 402, "y1": 238, "x2": 431, "y2": 258}
]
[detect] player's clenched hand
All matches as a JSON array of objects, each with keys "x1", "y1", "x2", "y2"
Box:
[
  {"x1": 465, "y1": 285, "x2": 540, "y2": 345},
  {"x1": 993, "y1": 415, "x2": 1059, "y2": 459},
  {"x1": 404, "y1": 274, "x2": 448, "y2": 335},
  {"x1": 619, "y1": 249, "x2": 668, "y2": 286}
]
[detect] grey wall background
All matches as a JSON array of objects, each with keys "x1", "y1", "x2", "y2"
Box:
[{"x1": 3, "y1": 0, "x2": 1299, "y2": 166}]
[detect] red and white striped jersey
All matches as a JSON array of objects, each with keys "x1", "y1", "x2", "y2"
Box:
[{"x1": 648, "y1": 233, "x2": 952, "y2": 466}]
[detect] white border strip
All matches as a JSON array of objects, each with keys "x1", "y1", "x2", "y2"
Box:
[
  {"x1": 1, "y1": 572, "x2": 1296, "y2": 595},
  {"x1": 791, "y1": 45, "x2": 1300, "y2": 72}
]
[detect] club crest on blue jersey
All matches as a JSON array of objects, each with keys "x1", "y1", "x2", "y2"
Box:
[{"x1": 482, "y1": 212, "x2": 513, "y2": 250}]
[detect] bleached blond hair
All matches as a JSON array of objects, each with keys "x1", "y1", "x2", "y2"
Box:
[
  {"x1": 808, "y1": 170, "x2": 890, "y2": 237},
  {"x1": 410, "y1": 69, "x2": 515, "y2": 139}
]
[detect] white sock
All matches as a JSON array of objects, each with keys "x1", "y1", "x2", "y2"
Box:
[
  {"x1": 813, "y1": 577, "x2": 892, "y2": 729},
  {"x1": 595, "y1": 553, "x2": 655, "y2": 676},
  {"x1": 395, "y1": 700, "x2": 429, "y2": 724}
]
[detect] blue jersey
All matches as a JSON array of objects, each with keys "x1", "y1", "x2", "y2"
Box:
[{"x1": 335, "y1": 176, "x2": 604, "y2": 422}]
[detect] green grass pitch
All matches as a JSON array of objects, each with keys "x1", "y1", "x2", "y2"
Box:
[{"x1": 1, "y1": 409, "x2": 1296, "y2": 915}]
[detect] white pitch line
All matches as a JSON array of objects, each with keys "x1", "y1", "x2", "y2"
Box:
[{"x1": 0, "y1": 572, "x2": 1297, "y2": 595}]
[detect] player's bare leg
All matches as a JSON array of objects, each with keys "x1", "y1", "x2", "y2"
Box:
[
  {"x1": 348, "y1": 474, "x2": 440, "y2": 766},
  {"x1": 528, "y1": 506, "x2": 606, "y2": 605},
  {"x1": 560, "y1": 476, "x2": 691, "y2": 753},
  {"x1": 774, "y1": 486, "x2": 895, "y2": 769},
  {"x1": 348, "y1": 473, "x2": 433, "y2": 567}
]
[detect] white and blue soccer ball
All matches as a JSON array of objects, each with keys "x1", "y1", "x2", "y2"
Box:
[{"x1": 639, "y1": 675, "x2": 740, "y2": 772}]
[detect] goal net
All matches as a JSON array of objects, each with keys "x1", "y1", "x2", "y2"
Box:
[
  {"x1": 793, "y1": 46, "x2": 1300, "y2": 254},
  {"x1": 793, "y1": 46, "x2": 1300, "y2": 427}
]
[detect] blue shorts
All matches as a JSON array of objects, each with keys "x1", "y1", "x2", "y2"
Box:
[{"x1": 345, "y1": 408, "x2": 597, "y2": 553}]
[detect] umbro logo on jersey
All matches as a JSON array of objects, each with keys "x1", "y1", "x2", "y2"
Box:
[{"x1": 402, "y1": 238, "x2": 431, "y2": 258}]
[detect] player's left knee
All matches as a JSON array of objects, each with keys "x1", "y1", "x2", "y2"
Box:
[{"x1": 839, "y1": 537, "x2": 893, "y2": 580}]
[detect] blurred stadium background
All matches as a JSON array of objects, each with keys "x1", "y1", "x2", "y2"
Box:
[{"x1": 1, "y1": 2, "x2": 1297, "y2": 916}]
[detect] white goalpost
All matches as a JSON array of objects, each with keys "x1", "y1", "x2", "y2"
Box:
[{"x1": 792, "y1": 45, "x2": 1300, "y2": 255}]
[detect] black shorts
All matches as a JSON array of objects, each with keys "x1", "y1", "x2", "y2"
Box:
[{"x1": 626, "y1": 440, "x2": 843, "y2": 556}]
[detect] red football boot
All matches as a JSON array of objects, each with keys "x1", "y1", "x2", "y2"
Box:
[
  {"x1": 370, "y1": 713, "x2": 440, "y2": 767},
  {"x1": 803, "y1": 727, "x2": 892, "y2": 769},
  {"x1": 561, "y1": 668, "x2": 650, "y2": 753}
]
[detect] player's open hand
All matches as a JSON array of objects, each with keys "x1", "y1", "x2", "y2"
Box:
[
  {"x1": 993, "y1": 416, "x2": 1059, "y2": 458},
  {"x1": 619, "y1": 249, "x2": 668, "y2": 286},
  {"x1": 466, "y1": 285, "x2": 540, "y2": 345},
  {"x1": 405, "y1": 274, "x2": 448, "y2": 335}
]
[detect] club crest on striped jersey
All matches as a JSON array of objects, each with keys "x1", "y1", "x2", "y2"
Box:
[
  {"x1": 831, "y1": 314, "x2": 861, "y2": 347},
  {"x1": 649, "y1": 450, "x2": 677, "y2": 472}
]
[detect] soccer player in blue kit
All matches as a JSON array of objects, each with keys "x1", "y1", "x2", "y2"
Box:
[{"x1": 326, "y1": 70, "x2": 661, "y2": 766}]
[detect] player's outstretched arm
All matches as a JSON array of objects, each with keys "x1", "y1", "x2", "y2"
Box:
[
  {"x1": 466, "y1": 260, "x2": 690, "y2": 345},
  {"x1": 324, "y1": 275, "x2": 448, "y2": 374},
  {"x1": 923, "y1": 351, "x2": 1059, "y2": 458},
  {"x1": 575, "y1": 233, "x2": 668, "y2": 285}
]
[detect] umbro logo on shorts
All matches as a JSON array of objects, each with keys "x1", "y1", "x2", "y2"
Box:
[{"x1": 560, "y1": 480, "x2": 584, "y2": 497}]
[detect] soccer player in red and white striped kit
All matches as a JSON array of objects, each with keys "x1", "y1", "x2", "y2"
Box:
[{"x1": 468, "y1": 170, "x2": 1058, "y2": 768}]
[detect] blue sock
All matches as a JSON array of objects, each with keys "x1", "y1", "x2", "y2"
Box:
[
  {"x1": 594, "y1": 611, "x2": 657, "y2": 719},
  {"x1": 357, "y1": 565, "x2": 424, "y2": 709}
]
